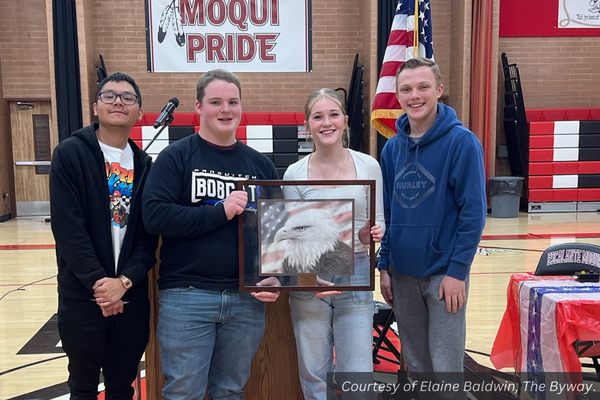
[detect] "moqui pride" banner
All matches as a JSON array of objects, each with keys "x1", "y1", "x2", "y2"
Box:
[{"x1": 146, "y1": 0, "x2": 311, "y2": 72}]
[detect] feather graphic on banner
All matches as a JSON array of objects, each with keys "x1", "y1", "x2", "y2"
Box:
[
  {"x1": 157, "y1": 1, "x2": 173, "y2": 43},
  {"x1": 371, "y1": 0, "x2": 435, "y2": 139},
  {"x1": 156, "y1": 0, "x2": 184, "y2": 46},
  {"x1": 172, "y1": 1, "x2": 185, "y2": 47}
]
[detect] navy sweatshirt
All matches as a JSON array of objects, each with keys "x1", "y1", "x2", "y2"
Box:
[{"x1": 142, "y1": 133, "x2": 279, "y2": 290}]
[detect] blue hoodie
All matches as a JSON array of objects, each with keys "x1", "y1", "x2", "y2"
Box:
[{"x1": 378, "y1": 103, "x2": 487, "y2": 280}]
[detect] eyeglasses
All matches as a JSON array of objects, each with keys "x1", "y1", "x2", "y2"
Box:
[{"x1": 98, "y1": 91, "x2": 139, "y2": 105}]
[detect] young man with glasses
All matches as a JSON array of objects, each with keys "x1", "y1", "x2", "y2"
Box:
[{"x1": 50, "y1": 72, "x2": 158, "y2": 399}]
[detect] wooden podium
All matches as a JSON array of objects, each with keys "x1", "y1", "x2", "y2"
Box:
[{"x1": 145, "y1": 264, "x2": 304, "y2": 400}]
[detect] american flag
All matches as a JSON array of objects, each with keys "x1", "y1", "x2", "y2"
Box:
[
  {"x1": 259, "y1": 201, "x2": 289, "y2": 273},
  {"x1": 514, "y1": 279, "x2": 600, "y2": 400},
  {"x1": 371, "y1": 0, "x2": 435, "y2": 139},
  {"x1": 259, "y1": 200, "x2": 354, "y2": 274}
]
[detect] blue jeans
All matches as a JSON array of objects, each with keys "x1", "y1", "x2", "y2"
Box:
[
  {"x1": 157, "y1": 287, "x2": 266, "y2": 400},
  {"x1": 289, "y1": 252, "x2": 376, "y2": 400}
]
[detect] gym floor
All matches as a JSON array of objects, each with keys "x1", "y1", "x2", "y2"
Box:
[{"x1": 2, "y1": 212, "x2": 600, "y2": 400}]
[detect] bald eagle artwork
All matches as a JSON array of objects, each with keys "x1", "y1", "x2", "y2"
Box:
[{"x1": 274, "y1": 208, "x2": 354, "y2": 275}]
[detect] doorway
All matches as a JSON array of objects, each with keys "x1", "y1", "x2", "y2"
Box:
[{"x1": 9, "y1": 100, "x2": 53, "y2": 216}]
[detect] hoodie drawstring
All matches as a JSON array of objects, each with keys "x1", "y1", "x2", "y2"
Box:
[
  {"x1": 404, "y1": 138, "x2": 420, "y2": 171},
  {"x1": 414, "y1": 145, "x2": 419, "y2": 170},
  {"x1": 404, "y1": 138, "x2": 409, "y2": 168}
]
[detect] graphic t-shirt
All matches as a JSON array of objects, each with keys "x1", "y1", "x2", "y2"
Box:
[{"x1": 99, "y1": 140, "x2": 134, "y2": 273}]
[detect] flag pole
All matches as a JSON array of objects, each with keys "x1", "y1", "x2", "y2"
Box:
[
  {"x1": 372, "y1": 0, "x2": 434, "y2": 138},
  {"x1": 413, "y1": 0, "x2": 419, "y2": 58}
]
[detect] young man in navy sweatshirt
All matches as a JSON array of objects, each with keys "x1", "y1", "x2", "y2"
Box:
[
  {"x1": 378, "y1": 58, "x2": 487, "y2": 381},
  {"x1": 142, "y1": 69, "x2": 280, "y2": 400}
]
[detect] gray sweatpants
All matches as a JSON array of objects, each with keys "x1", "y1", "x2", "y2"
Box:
[{"x1": 391, "y1": 272, "x2": 468, "y2": 373}]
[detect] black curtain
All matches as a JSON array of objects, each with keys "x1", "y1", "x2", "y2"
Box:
[
  {"x1": 53, "y1": 0, "x2": 83, "y2": 142},
  {"x1": 376, "y1": 0, "x2": 397, "y2": 161}
]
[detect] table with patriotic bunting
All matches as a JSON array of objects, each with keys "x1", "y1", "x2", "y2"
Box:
[{"x1": 490, "y1": 273, "x2": 600, "y2": 398}]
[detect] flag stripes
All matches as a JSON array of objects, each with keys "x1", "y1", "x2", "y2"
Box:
[
  {"x1": 518, "y1": 280, "x2": 600, "y2": 376},
  {"x1": 284, "y1": 200, "x2": 354, "y2": 244},
  {"x1": 371, "y1": 0, "x2": 434, "y2": 139}
]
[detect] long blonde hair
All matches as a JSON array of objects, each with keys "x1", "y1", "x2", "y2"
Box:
[{"x1": 304, "y1": 88, "x2": 350, "y2": 150}]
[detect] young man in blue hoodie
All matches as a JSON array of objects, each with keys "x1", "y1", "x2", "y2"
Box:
[{"x1": 378, "y1": 58, "x2": 487, "y2": 377}]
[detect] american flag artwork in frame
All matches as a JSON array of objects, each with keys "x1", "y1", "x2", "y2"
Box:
[
  {"x1": 237, "y1": 180, "x2": 376, "y2": 292},
  {"x1": 259, "y1": 199, "x2": 355, "y2": 276}
]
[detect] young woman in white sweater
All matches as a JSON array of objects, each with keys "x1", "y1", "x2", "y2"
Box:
[{"x1": 282, "y1": 88, "x2": 385, "y2": 400}]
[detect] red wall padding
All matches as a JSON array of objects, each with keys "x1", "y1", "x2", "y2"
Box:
[
  {"x1": 135, "y1": 112, "x2": 305, "y2": 127},
  {"x1": 526, "y1": 108, "x2": 600, "y2": 122}
]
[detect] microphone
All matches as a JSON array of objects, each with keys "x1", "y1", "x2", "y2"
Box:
[{"x1": 153, "y1": 97, "x2": 179, "y2": 129}]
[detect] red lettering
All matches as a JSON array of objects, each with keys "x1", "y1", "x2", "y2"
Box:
[
  {"x1": 180, "y1": 0, "x2": 205, "y2": 26},
  {"x1": 228, "y1": 0, "x2": 248, "y2": 30},
  {"x1": 186, "y1": 33, "x2": 279, "y2": 63},
  {"x1": 110, "y1": 163, "x2": 121, "y2": 176},
  {"x1": 119, "y1": 167, "x2": 129, "y2": 182},
  {"x1": 187, "y1": 34, "x2": 206, "y2": 62},
  {"x1": 271, "y1": 0, "x2": 278, "y2": 25},
  {"x1": 207, "y1": 34, "x2": 226, "y2": 62},
  {"x1": 126, "y1": 169, "x2": 134, "y2": 184},
  {"x1": 180, "y1": 0, "x2": 278, "y2": 28},
  {"x1": 237, "y1": 34, "x2": 255, "y2": 62},
  {"x1": 227, "y1": 34, "x2": 235, "y2": 61},
  {"x1": 250, "y1": 0, "x2": 268, "y2": 25},
  {"x1": 206, "y1": 0, "x2": 226, "y2": 25},
  {"x1": 256, "y1": 34, "x2": 277, "y2": 62}
]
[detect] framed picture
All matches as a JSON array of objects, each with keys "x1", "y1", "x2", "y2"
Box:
[{"x1": 237, "y1": 179, "x2": 376, "y2": 292}]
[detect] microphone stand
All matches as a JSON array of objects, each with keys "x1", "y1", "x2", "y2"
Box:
[{"x1": 144, "y1": 114, "x2": 174, "y2": 152}]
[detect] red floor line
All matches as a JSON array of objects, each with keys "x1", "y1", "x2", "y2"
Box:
[
  {"x1": 535, "y1": 232, "x2": 600, "y2": 239},
  {"x1": 0, "y1": 283, "x2": 57, "y2": 287},
  {"x1": 470, "y1": 271, "x2": 529, "y2": 275},
  {"x1": 478, "y1": 246, "x2": 544, "y2": 252},
  {"x1": 0, "y1": 244, "x2": 55, "y2": 250},
  {"x1": 481, "y1": 234, "x2": 541, "y2": 240},
  {"x1": 481, "y1": 232, "x2": 600, "y2": 240},
  {"x1": 1, "y1": 232, "x2": 599, "y2": 251}
]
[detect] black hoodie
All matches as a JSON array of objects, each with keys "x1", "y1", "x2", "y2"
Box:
[{"x1": 50, "y1": 123, "x2": 158, "y2": 301}]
